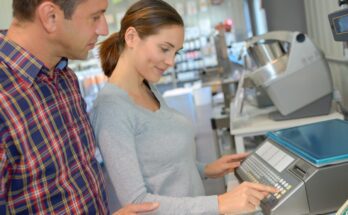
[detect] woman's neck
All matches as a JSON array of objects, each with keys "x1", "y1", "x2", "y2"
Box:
[
  {"x1": 108, "y1": 54, "x2": 160, "y2": 111},
  {"x1": 108, "y1": 54, "x2": 146, "y2": 95}
]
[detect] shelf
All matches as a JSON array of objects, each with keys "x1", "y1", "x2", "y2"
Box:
[
  {"x1": 175, "y1": 69, "x2": 202, "y2": 74},
  {"x1": 176, "y1": 78, "x2": 200, "y2": 83},
  {"x1": 175, "y1": 58, "x2": 203, "y2": 64},
  {"x1": 156, "y1": 81, "x2": 174, "y2": 85}
]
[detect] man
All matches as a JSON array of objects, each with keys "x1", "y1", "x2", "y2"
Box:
[{"x1": 0, "y1": 0, "x2": 158, "y2": 214}]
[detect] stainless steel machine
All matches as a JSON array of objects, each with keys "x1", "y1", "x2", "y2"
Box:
[
  {"x1": 243, "y1": 31, "x2": 333, "y2": 120},
  {"x1": 236, "y1": 119, "x2": 348, "y2": 215}
]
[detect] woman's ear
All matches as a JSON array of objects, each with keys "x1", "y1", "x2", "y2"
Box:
[
  {"x1": 124, "y1": 27, "x2": 140, "y2": 48},
  {"x1": 36, "y1": 2, "x2": 60, "y2": 33}
]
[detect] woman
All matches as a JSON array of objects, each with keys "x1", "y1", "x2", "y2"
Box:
[{"x1": 91, "y1": 0, "x2": 277, "y2": 214}]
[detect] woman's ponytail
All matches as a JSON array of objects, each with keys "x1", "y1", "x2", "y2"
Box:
[{"x1": 99, "y1": 32, "x2": 121, "y2": 77}]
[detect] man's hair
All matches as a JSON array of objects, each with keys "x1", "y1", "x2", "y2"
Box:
[{"x1": 13, "y1": 0, "x2": 86, "y2": 21}]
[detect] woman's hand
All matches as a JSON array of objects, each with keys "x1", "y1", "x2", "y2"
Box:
[
  {"x1": 217, "y1": 182, "x2": 278, "y2": 215},
  {"x1": 112, "y1": 202, "x2": 159, "y2": 215},
  {"x1": 204, "y1": 153, "x2": 249, "y2": 178}
]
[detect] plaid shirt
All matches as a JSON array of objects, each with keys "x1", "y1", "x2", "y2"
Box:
[{"x1": 0, "y1": 31, "x2": 109, "y2": 214}]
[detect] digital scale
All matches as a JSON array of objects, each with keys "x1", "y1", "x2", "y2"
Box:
[{"x1": 236, "y1": 119, "x2": 348, "y2": 215}]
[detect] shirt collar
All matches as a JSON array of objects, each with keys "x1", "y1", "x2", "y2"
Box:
[{"x1": 0, "y1": 30, "x2": 68, "y2": 86}]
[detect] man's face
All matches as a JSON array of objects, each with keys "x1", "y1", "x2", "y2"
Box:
[{"x1": 55, "y1": 0, "x2": 109, "y2": 60}]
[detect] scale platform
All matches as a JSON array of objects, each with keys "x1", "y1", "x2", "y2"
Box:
[{"x1": 267, "y1": 119, "x2": 348, "y2": 167}]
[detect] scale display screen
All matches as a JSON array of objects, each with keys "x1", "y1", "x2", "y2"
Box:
[
  {"x1": 334, "y1": 14, "x2": 348, "y2": 33},
  {"x1": 329, "y1": 8, "x2": 348, "y2": 41},
  {"x1": 256, "y1": 141, "x2": 294, "y2": 172}
]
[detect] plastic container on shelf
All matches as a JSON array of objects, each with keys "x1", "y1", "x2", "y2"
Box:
[{"x1": 193, "y1": 86, "x2": 212, "y2": 106}]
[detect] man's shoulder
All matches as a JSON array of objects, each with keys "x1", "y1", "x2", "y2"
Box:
[
  {"x1": 0, "y1": 61, "x2": 13, "y2": 85},
  {"x1": 61, "y1": 66, "x2": 79, "y2": 80},
  {"x1": 0, "y1": 63, "x2": 16, "y2": 104}
]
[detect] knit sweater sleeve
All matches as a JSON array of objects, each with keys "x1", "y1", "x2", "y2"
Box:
[{"x1": 196, "y1": 161, "x2": 208, "y2": 180}]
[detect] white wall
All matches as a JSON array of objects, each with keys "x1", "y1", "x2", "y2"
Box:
[
  {"x1": 304, "y1": 1, "x2": 348, "y2": 109},
  {"x1": 0, "y1": 0, "x2": 12, "y2": 29}
]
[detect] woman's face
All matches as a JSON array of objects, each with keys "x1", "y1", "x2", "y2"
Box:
[{"x1": 132, "y1": 25, "x2": 184, "y2": 83}]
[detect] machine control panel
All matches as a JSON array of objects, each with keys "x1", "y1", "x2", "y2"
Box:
[
  {"x1": 236, "y1": 141, "x2": 307, "y2": 214},
  {"x1": 238, "y1": 154, "x2": 293, "y2": 206},
  {"x1": 236, "y1": 120, "x2": 348, "y2": 214}
]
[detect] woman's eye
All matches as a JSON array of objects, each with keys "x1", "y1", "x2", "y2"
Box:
[
  {"x1": 93, "y1": 16, "x2": 101, "y2": 21},
  {"x1": 161, "y1": 48, "x2": 169, "y2": 53}
]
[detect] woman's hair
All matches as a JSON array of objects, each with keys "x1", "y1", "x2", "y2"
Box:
[
  {"x1": 13, "y1": 0, "x2": 86, "y2": 21},
  {"x1": 99, "y1": 0, "x2": 184, "y2": 77}
]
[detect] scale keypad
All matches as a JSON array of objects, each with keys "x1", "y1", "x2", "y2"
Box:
[{"x1": 239, "y1": 155, "x2": 292, "y2": 205}]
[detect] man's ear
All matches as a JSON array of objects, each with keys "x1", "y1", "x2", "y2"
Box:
[
  {"x1": 124, "y1": 27, "x2": 140, "y2": 48},
  {"x1": 36, "y1": 2, "x2": 60, "y2": 33}
]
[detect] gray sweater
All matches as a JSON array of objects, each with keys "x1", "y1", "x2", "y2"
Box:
[{"x1": 90, "y1": 83, "x2": 219, "y2": 215}]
